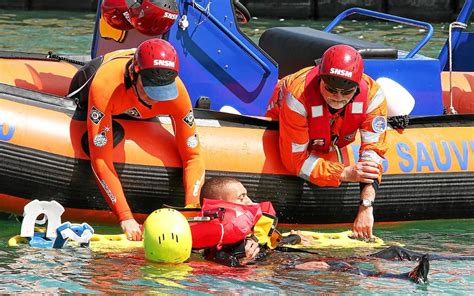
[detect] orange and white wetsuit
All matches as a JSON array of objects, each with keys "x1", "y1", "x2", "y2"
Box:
[
  {"x1": 266, "y1": 66, "x2": 387, "y2": 187},
  {"x1": 87, "y1": 50, "x2": 205, "y2": 222}
]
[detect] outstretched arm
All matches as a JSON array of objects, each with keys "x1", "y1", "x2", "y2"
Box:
[
  {"x1": 88, "y1": 81, "x2": 141, "y2": 240},
  {"x1": 167, "y1": 78, "x2": 205, "y2": 206}
]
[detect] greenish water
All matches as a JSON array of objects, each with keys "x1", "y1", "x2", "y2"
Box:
[
  {"x1": 1, "y1": 9, "x2": 473, "y2": 57},
  {"x1": 0, "y1": 218, "x2": 473, "y2": 294},
  {"x1": 0, "y1": 9, "x2": 473, "y2": 294}
]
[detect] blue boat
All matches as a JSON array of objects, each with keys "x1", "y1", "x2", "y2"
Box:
[{"x1": 93, "y1": 0, "x2": 474, "y2": 117}]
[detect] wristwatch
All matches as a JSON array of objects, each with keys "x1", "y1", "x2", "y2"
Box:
[{"x1": 359, "y1": 199, "x2": 374, "y2": 207}]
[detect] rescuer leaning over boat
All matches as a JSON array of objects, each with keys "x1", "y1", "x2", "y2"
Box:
[
  {"x1": 68, "y1": 38, "x2": 205, "y2": 241},
  {"x1": 266, "y1": 45, "x2": 388, "y2": 239}
]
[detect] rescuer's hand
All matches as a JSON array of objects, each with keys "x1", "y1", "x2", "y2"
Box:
[
  {"x1": 121, "y1": 218, "x2": 143, "y2": 241},
  {"x1": 341, "y1": 161, "x2": 380, "y2": 183}
]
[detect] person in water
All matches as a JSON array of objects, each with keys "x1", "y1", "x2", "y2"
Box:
[
  {"x1": 266, "y1": 44, "x2": 388, "y2": 239},
  {"x1": 196, "y1": 177, "x2": 430, "y2": 284},
  {"x1": 68, "y1": 38, "x2": 205, "y2": 241}
]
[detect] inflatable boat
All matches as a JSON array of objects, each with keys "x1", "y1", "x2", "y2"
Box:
[
  {"x1": 1, "y1": 0, "x2": 474, "y2": 225},
  {"x1": 1, "y1": 52, "x2": 473, "y2": 226}
]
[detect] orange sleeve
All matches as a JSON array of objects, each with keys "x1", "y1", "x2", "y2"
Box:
[
  {"x1": 277, "y1": 71, "x2": 344, "y2": 187},
  {"x1": 87, "y1": 64, "x2": 133, "y2": 222},
  {"x1": 358, "y1": 75, "x2": 388, "y2": 182},
  {"x1": 165, "y1": 78, "x2": 205, "y2": 206}
]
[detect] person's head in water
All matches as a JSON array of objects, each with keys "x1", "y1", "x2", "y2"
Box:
[
  {"x1": 200, "y1": 177, "x2": 253, "y2": 206},
  {"x1": 319, "y1": 44, "x2": 363, "y2": 110}
]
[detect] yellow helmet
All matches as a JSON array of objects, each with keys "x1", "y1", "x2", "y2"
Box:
[{"x1": 143, "y1": 208, "x2": 192, "y2": 263}]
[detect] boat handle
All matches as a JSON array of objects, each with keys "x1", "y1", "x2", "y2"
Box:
[
  {"x1": 324, "y1": 7, "x2": 434, "y2": 59},
  {"x1": 188, "y1": 0, "x2": 272, "y2": 75}
]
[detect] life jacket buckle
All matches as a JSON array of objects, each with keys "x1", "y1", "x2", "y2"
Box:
[{"x1": 203, "y1": 207, "x2": 226, "y2": 221}]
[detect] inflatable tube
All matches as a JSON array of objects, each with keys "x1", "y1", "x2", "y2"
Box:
[
  {"x1": 441, "y1": 71, "x2": 474, "y2": 114},
  {"x1": 1, "y1": 53, "x2": 474, "y2": 226}
]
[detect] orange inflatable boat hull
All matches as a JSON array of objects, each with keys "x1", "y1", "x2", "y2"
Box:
[{"x1": 1, "y1": 53, "x2": 474, "y2": 225}]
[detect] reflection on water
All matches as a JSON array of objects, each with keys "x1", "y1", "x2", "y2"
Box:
[
  {"x1": 0, "y1": 10, "x2": 95, "y2": 55},
  {"x1": 0, "y1": 219, "x2": 473, "y2": 293}
]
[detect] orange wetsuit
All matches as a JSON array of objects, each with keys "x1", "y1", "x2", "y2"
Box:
[
  {"x1": 266, "y1": 66, "x2": 387, "y2": 187},
  {"x1": 87, "y1": 51, "x2": 205, "y2": 222}
]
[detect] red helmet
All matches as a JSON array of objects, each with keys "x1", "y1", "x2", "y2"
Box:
[
  {"x1": 320, "y1": 45, "x2": 364, "y2": 89},
  {"x1": 132, "y1": 39, "x2": 179, "y2": 101},
  {"x1": 126, "y1": 0, "x2": 179, "y2": 36},
  {"x1": 101, "y1": 0, "x2": 134, "y2": 30}
]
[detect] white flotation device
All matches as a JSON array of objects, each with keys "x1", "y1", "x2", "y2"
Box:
[
  {"x1": 16, "y1": 199, "x2": 94, "y2": 248},
  {"x1": 20, "y1": 199, "x2": 64, "y2": 239},
  {"x1": 376, "y1": 77, "x2": 415, "y2": 117}
]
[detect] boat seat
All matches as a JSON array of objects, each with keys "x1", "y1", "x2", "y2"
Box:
[
  {"x1": 259, "y1": 27, "x2": 398, "y2": 78},
  {"x1": 0, "y1": 53, "x2": 78, "y2": 96}
]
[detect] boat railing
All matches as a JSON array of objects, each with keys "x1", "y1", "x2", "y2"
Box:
[{"x1": 324, "y1": 7, "x2": 434, "y2": 59}]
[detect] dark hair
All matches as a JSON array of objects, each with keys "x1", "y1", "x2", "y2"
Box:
[{"x1": 199, "y1": 176, "x2": 242, "y2": 205}]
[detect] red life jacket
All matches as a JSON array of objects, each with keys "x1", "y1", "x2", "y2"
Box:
[
  {"x1": 190, "y1": 199, "x2": 273, "y2": 249},
  {"x1": 303, "y1": 66, "x2": 369, "y2": 153}
]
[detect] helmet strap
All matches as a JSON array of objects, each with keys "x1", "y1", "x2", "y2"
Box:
[{"x1": 124, "y1": 59, "x2": 136, "y2": 89}]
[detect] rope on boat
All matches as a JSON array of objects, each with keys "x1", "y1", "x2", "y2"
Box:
[
  {"x1": 47, "y1": 51, "x2": 86, "y2": 66},
  {"x1": 446, "y1": 21, "x2": 467, "y2": 115}
]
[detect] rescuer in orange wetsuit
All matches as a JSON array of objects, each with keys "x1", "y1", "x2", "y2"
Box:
[
  {"x1": 266, "y1": 45, "x2": 388, "y2": 239},
  {"x1": 83, "y1": 38, "x2": 204, "y2": 241}
]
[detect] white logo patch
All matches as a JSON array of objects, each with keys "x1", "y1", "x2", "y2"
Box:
[
  {"x1": 164, "y1": 12, "x2": 178, "y2": 20},
  {"x1": 330, "y1": 67, "x2": 353, "y2": 78},
  {"x1": 372, "y1": 116, "x2": 387, "y2": 133},
  {"x1": 93, "y1": 127, "x2": 110, "y2": 147},
  {"x1": 186, "y1": 134, "x2": 199, "y2": 148},
  {"x1": 153, "y1": 59, "x2": 175, "y2": 68}
]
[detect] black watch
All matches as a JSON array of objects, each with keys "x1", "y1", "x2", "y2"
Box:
[{"x1": 359, "y1": 199, "x2": 374, "y2": 207}]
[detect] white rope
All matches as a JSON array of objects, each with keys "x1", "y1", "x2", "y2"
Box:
[
  {"x1": 447, "y1": 21, "x2": 467, "y2": 115},
  {"x1": 193, "y1": 0, "x2": 212, "y2": 26}
]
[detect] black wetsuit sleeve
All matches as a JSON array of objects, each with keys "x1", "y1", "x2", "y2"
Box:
[
  {"x1": 371, "y1": 246, "x2": 474, "y2": 261},
  {"x1": 204, "y1": 235, "x2": 269, "y2": 267},
  {"x1": 279, "y1": 234, "x2": 301, "y2": 245},
  {"x1": 327, "y1": 255, "x2": 430, "y2": 284}
]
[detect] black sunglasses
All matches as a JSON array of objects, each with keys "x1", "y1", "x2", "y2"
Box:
[{"x1": 324, "y1": 83, "x2": 357, "y2": 96}]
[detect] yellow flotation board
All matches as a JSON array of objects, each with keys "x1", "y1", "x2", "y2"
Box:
[
  {"x1": 8, "y1": 233, "x2": 143, "y2": 252},
  {"x1": 88, "y1": 233, "x2": 143, "y2": 252},
  {"x1": 282, "y1": 230, "x2": 397, "y2": 249}
]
